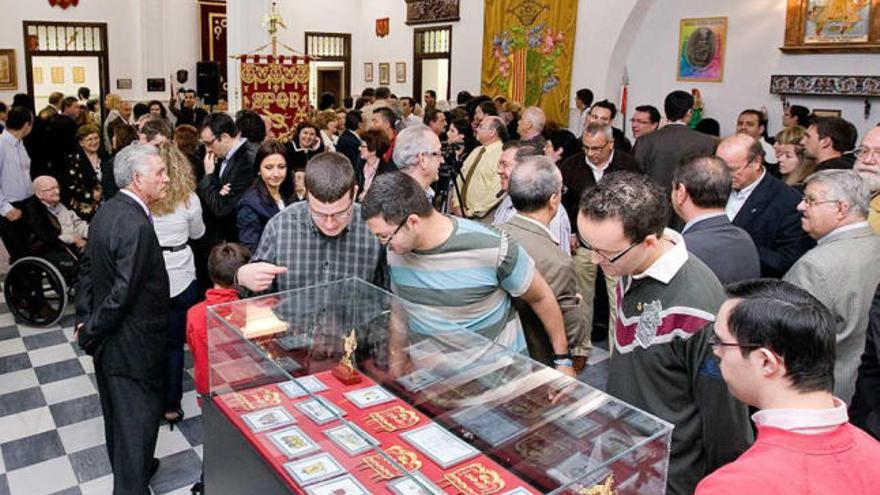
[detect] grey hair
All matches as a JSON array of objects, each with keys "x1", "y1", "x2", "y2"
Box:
[
  {"x1": 521, "y1": 106, "x2": 546, "y2": 132},
  {"x1": 392, "y1": 124, "x2": 434, "y2": 170},
  {"x1": 115, "y1": 143, "x2": 160, "y2": 188},
  {"x1": 509, "y1": 155, "x2": 561, "y2": 213},
  {"x1": 805, "y1": 169, "x2": 870, "y2": 218},
  {"x1": 584, "y1": 122, "x2": 613, "y2": 141}
]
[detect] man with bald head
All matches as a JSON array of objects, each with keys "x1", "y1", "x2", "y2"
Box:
[
  {"x1": 33, "y1": 175, "x2": 88, "y2": 250},
  {"x1": 716, "y1": 133, "x2": 811, "y2": 277}
]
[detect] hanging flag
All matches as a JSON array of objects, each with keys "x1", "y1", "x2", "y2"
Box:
[{"x1": 48, "y1": 0, "x2": 79, "y2": 8}]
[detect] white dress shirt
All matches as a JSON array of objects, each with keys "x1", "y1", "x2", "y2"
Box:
[
  {"x1": 586, "y1": 151, "x2": 615, "y2": 184},
  {"x1": 0, "y1": 131, "x2": 32, "y2": 215},
  {"x1": 726, "y1": 169, "x2": 767, "y2": 221},
  {"x1": 153, "y1": 192, "x2": 205, "y2": 297},
  {"x1": 752, "y1": 397, "x2": 848, "y2": 435}
]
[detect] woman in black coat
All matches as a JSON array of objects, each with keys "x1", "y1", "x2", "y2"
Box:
[
  {"x1": 286, "y1": 122, "x2": 325, "y2": 170},
  {"x1": 62, "y1": 124, "x2": 107, "y2": 221},
  {"x1": 236, "y1": 140, "x2": 292, "y2": 252}
]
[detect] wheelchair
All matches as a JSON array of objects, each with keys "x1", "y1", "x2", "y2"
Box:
[{"x1": 2, "y1": 211, "x2": 79, "y2": 328}]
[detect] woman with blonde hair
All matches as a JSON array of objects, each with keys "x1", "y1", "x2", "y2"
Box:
[
  {"x1": 774, "y1": 125, "x2": 816, "y2": 190},
  {"x1": 151, "y1": 143, "x2": 205, "y2": 428},
  {"x1": 102, "y1": 93, "x2": 124, "y2": 150},
  {"x1": 315, "y1": 109, "x2": 340, "y2": 152}
]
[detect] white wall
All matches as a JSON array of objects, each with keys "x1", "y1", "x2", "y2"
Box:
[
  {"x1": 0, "y1": 0, "x2": 199, "y2": 105},
  {"x1": 623, "y1": 0, "x2": 880, "y2": 141}
]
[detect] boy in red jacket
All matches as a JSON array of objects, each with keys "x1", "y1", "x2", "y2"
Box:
[
  {"x1": 186, "y1": 242, "x2": 251, "y2": 397},
  {"x1": 697, "y1": 279, "x2": 880, "y2": 494}
]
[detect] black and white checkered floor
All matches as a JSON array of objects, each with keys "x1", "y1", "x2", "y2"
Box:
[{"x1": 0, "y1": 293, "x2": 204, "y2": 495}]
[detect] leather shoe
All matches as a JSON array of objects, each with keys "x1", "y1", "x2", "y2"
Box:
[{"x1": 572, "y1": 355, "x2": 588, "y2": 373}]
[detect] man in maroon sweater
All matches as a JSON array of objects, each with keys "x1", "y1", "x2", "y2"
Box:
[{"x1": 697, "y1": 279, "x2": 880, "y2": 494}]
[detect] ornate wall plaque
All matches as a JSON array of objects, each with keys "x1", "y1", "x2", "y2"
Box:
[
  {"x1": 406, "y1": 0, "x2": 460, "y2": 26},
  {"x1": 769, "y1": 74, "x2": 880, "y2": 96}
]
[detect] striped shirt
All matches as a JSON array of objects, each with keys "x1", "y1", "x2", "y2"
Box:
[{"x1": 388, "y1": 217, "x2": 535, "y2": 352}]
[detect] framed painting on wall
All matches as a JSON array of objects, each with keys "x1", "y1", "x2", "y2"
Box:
[
  {"x1": 813, "y1": 108, "x2": 842, "y2": 118},
  {"x1": 396, "y1": 62, "x2": 406, "y2": 83},
  {"x1": 72, "y1": 66, "x2": 85, "y2": 84},
  {"x1": 0, "y1": 49, "x2": 17, "y2": 89},
  {"x1": 364, "y1": 62, "x2": 374, "y2": 83},
  {"x1": 677, "y1": 17, "x2": 727, "y2": 82},
  {"x1": 33, "y1": 66, "x2": 43, "y2": 85},
  {"x1": 782, "y1": 0, "x2": 880, "y2": 52},
  {"x1": 51, "y1": 66, "x2": 64, "y2": 84},
  {"x1": 379, "y1": 63, "x2": 390, "y2": 85}
]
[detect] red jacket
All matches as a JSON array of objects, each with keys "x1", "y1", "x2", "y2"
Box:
[
  {"x1": 695, "y1": 423, "x2": 880, "y2": 494},
  {"x1": 186, "y1": 288, "x2": 240, "y2": 398}
]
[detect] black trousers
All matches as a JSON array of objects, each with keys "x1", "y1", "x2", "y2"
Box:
[
  {"x1": 95, "y1": 369, "x2": 163, "y2": 495},
  {"x1": 0, "y1": 198, "x2": 33, "y2": 262}
]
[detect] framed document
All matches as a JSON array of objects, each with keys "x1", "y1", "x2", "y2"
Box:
[
  {"x1": 548, "y1": 452, "x2": 601, "y2": 484},
  {"x1": 344, "y1": 386, "x2": 395, "y2": 409},
  {"x1": 400, "y1": 423, "x2": 479, "y2": 469},
  {"x1": 324, "y1": 424, "x2": 379, "y2": 456},
  {"x1": 297, "y1": 375, "x2": 329, "y2": 393},
  {"x1": 387, "y1": 471, "x2": 445, "y2": 495},
  {"x1": 553, "y1": 412, "x2": 602, "y2": 438},
  {"x1": 296, "y1": 397, "x2": 346, "y2": 425},
  {"x1": 241, "y1": 406, "x2": 295, "y2": 433},
  {"x1": 397, "y1": 369, "x2": 442, "y2": 392},
  {"x1": 284, "y1": 452, "x2": 346, "y2": 486},
  {"x1": 277, "y1": 332, "x2": 313, "y2": 351},
  {"x1": 305, "y1": 474, "x2": 369, "y2": 495},
  {"x1": 279, "y1": 380, "x2": 310, "y2": 399},
  {"x1": 267, "y1": 426, "x2": 320, "y2": 459},
  {"x1": 451, "y1": 406, "x2": 525, "y2": 446}
]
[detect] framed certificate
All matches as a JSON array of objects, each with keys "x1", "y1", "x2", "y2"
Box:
[
  {"x1": 296, "y1": 397, "x2": 346, "y2": 425},
  {"x1": 387, "y1": 471, "x2": 445, "y2": 495},
  {"x1": 400, "y1": 423, "x2": 479, "y2": 469},
  {"x1": 324, "y1": 424, "x2": 379, "y2": 456},
  {"x1": 241, "y1": 406, "x2": 295, "y2": 433},
  {"x1": 297, "y1": 375, "x2": 329, "y2": 393},
  {"x1": 279, "y1": 380, "x2": 310, "y2": 399},
  {"x1": 267, "y1": 426, "x2": 320, "y2": 459},
  {"x1": 397, "y1": 369, "x2": 442, "y2": 392},
  {"x1": 284, "y1": 452, "x2": 346, "y2": 486},
  {"x1": 344, "y1": 386, "x2": 395, "y2": 409},
  {"x1": 450, "y1": 405, "x2": 525, "y2": 446},
  {"x1": 553, "y1": 413, "x2": 602, "y2": 438},
  {"x1": 305, "y1": 474, "x2": 370, "y2": 495},
  {"x1": 548, "y1": 452, "x2": 601, "y2": 484}
]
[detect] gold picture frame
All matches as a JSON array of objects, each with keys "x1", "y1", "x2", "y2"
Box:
[
  {"x1": 379, "y1": 62, "x2": 390, "y2": 85},
  {"x1": 0, "y1": 49, "x2": 17, "y2": 90},
  {"x1": 782, "y1": 0, "x2": 880, "y2": 52},
  {"x1": 33, "y1": 66, "x2": 44, "y2": 85},
  {"x1": 364, "y1": 63, "x2": 374, "y2": 83},
  {"x1": 396, "y1": 62, "x2": 406, "y2": 83},
  {"x1": 813, "y1": 108, "x2": 842, "y2": 118},
  {"x1": 72, "y1": 66, "x2": 85, "y2": 84},
  {"x1": 51, "y1": 66, "x2": 64, "y2": 84}
]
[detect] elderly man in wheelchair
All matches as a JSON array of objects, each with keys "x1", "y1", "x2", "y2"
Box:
[{"x1": 3, "y1": 176, "x2": 87, "y2": 327}]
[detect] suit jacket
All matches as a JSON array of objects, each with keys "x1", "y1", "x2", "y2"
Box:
[
  {"x1": 75, "y1": 192, "x2": 170, "y2": 380},
  {"x1": 732, "y1": 173, "x2": 813, "y2": 278},
  {"x1": 559, "y1": 150, "x2": 640, "y2": 234},
  {"x1": 500, "y1": 215, "x2": 587, "y2": 365},
  {"x1": 612, "y1": 126, "x2": 632, "y2": 154},
  {"x1": 633, "y1": 123, "x2": 716, "y2": 189},
  {"x1": 197, "y1": 139, "x2": 257, "y2": 246},
  {"x1": 683, "y1": 214, "x2": 760, "y2": 285},
  {"x1": 784, "y1": 224, "x2": 880, "y2": 403},
  {"x1": 337, "y1": 129, "x2": 361, "y2": 172}
]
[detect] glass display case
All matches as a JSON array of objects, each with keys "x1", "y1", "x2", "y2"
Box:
[{"x1": 203, "y1": 278, "x2": 672, "y2": 495}]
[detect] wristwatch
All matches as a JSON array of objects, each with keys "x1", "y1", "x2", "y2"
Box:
[{"x1": 553, "y1": 352, "x2": 573, "y2": 367}]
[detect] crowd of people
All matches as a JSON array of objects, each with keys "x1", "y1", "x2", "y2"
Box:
[{"x1": 1, "y1": 82, "x2": 880, "y2": 494}]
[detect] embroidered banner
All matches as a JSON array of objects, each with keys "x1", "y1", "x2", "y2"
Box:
[
  {"x1": 240, "y1": 56, "x2": 310, "y2": 143},
  {"x1": 200, "y1": 1, "x2": 228, "y2": 95},
  {"x1": 480, "y1": 0, "x2": 578, "y2": 126}
]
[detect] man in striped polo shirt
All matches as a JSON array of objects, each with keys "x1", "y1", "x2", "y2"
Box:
[{"x1": 362, "y1": 172, "x2": 575, "y2": 377}]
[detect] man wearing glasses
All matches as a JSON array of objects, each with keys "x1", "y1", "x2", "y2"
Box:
[
  {"x1": 696, "y1": 279, "x2": 880, "y2": 494},
  {"x1": 782, "y1": 170, "x2": 880, "y2": 405},
  {"x1": 393, "y1": 125, "x2": 444, "y2": 200},
  {"x1": 236, "y1": 152, "x2": 386, "y2": 293},
  {"x1": 453, "y1": 116, "x2": 507, "y2": 221},
  {"x1": 854, "y1": 125, "x2": 880, "y2": 233},
  {"x1": 362, "y1": 172, "x2": 576, "y2": 378},
  {"x1": 577, "y1": 171, "x2": 751, "y2": 495}
]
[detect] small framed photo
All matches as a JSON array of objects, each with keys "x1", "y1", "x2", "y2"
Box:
[
  {"x1": 397, "y1": 369, "x2": 442, "y2": 392},
  {"x1": 395, "y1": 62, "x2": 406, "y2": 83},
  {"x1": 296, "y1": 397, "x2": 346, "y2": 425},
  {"x1": 116, "y1": 78, "x2": 133, "y2": 90},
  {"x1": 344, "y1": 386, "x2": 395, "y2": 409},
  {"x1": 387, "y1": 471, "x2": 445, "y2": 495},
  {"x1": 267, "y1": 426, "x2": 320, "y2": 459},
  {"x1": 284, "y1": 452, "x2": 346, "y2": 486},
  {"x1": 0, "y1": 49, "x2": 16, "y2": 90},
  {"x1": 364, "y1": 63, "x2": 374, "y2": 83},
  {"x1": 305, "y1": 474, "x2": 370, "y2": 495},
  {"x1": 400, "y1": 423, "x2": 479, "y2": 469},
  {"x1": 813, "y1": 108, "x2": 842, "y2": 119},
  {"x1": 324, "y1": 423, "x2": 379, "y2": 456},
  {"x1": 279, "y1": 380, "x2": 309, "y2": 399},
  {"x1": 241, "y1": 406, "x2": 295, "y2": 433},
  {"x1": 451, "y1": 406, "x2": 525, "y2": 447},
  {"x1": 297, "y1": 375, "x2": 329, "y2": 393},
  {"x1": 379, "y1": 62, "x2": 390, "y2": 85}
]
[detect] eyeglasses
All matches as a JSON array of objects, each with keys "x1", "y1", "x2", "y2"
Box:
[
  {"x1": 801, "y1": 195, "x2": 839, "y2": 208},
  {"x1": 200, "y1": 136, "x2": 217, "y2": 147},
  {"x1": 854, "y1": 147, "x2": 880, "y2": 161},
  {"x1": 308, "y1": 200, "x2": 354, "y2": 223},
  {"x1": 630, "y1": 118, "x2": 652, "y2": 125},
  {"x1": 583, "y1": 142, "x2": 610, "y2": 153},
  {"x1": 708, "y1": 334, "x2": 763, "y2": 349},
  {"x1": 375, "y1": 217, "x2": 408, "y2": 245},
  {"x1": 422, "y1": 150, "x2": 443, "y2": 158},
  {"x1": 575, "y1": 232, "x2": 642, "y2": 263}
]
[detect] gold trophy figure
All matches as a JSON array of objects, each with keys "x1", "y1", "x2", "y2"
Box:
[{"x1": 332, "y1": 329, "x2": 363, "y2": 384}]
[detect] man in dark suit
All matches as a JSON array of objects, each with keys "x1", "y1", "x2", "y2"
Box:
[
  {"x1": 587, "y1": 100, "x2": 632, "y2": 154},
  {"x1": 560, "y1": 123, "x2": 639, "y2": 361},
  {"x1": 717, "y1": 134, "x2": 812, "y2": 278},
  {"x1": 634, "y1": 90, "x2": 717, "y2": 190},
  {"x1": 76, "y1": 143, "x2": 170, "y2": 494},
  {"x1": 197, "y1": 112, "x2": 257, "y2": 248},
  {"x1": 671, "y1": 154, "x2": 760, "y2": 284},
  {"x1": 337, "y1": 110, "x2": 363, "y2": 171},
  {"x1": 45, "y1": 96, "x2": 81, "y2": 179}
]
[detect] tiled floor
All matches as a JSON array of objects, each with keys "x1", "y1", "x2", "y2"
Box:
[{"x1": 0, "y1": 293, "x2": 204, "y2": 495}]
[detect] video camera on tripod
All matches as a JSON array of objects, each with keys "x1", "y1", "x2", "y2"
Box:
[{"x1": 435, "y1": 141, "x2": 466, "y2": 214}]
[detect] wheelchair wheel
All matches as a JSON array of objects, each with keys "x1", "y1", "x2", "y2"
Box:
[{"x1": 3, "y1": 257, "x2": 68, "y2": 327}]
